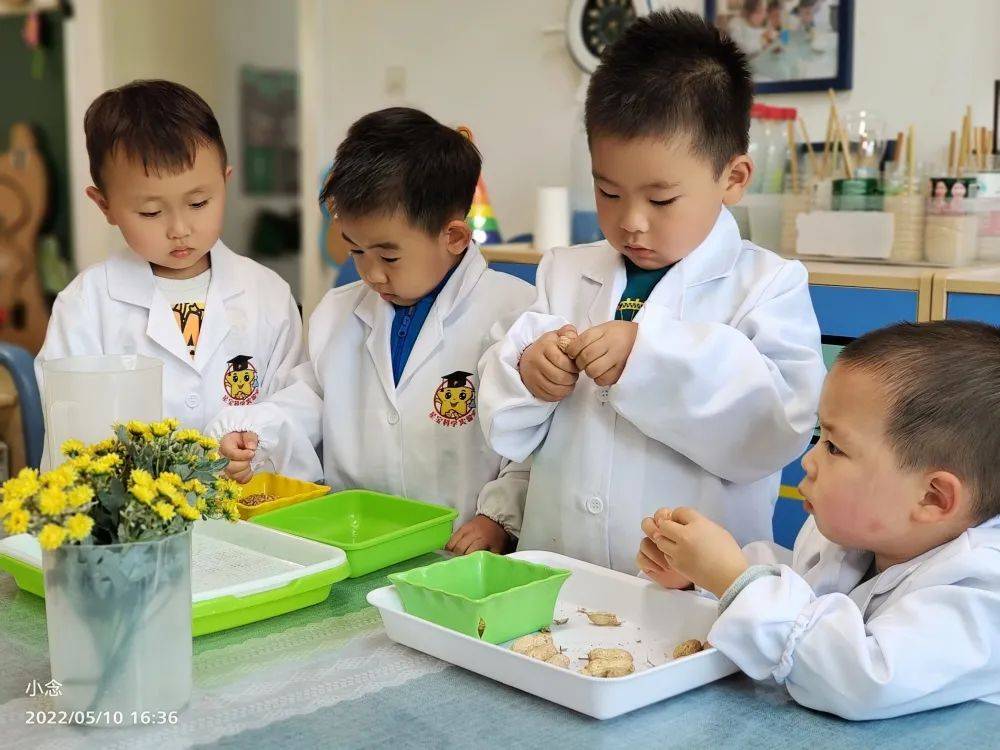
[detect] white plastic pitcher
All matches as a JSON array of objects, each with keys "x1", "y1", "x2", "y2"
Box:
[{"x1": 41, "y1": 355, "x2": 162, "y2": 468}]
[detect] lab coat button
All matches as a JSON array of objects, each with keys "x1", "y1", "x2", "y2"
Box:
[
  {"x1": 185, "y1": 393, "x2": 200, "y2": 408},
  {"x1": 586, "y1": 496, "x2": 604, "y2": 514},
  {"x1": 598, "y1": 388, "x2": 610, "y2": 404},
  {"x1": 387, "y1": 411, "x2": 400, "y2": 425}
]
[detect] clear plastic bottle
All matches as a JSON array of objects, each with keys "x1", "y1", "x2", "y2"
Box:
[{"x1": 762, "y1": 107, "x2": 790, "y2": 194}]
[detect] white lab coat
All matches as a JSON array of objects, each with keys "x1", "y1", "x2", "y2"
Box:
[
  {"x1": 710, "y1": 515, "x2": 1000, "y2": 719},
  {"x1": 477, "y1": 208, "x2": 825, "y2": 571},
  {"x1": 207, "y1": 245, "x2": 536, "y2": 534},
  {"x1": 36, "y1": 240, "x2": 306, "y2": 460}
]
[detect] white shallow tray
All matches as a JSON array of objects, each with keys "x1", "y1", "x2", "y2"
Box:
[
  {"x1": 366, "y1": 550, "x2": 737, "y2": 719},
  {"x1": 0, "y1": 519, "x2": 347, "y2": 602}
]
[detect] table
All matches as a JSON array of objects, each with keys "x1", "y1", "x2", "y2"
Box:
[{"x1": 2, "y1": 555, "x2": 998, "y2": 749}]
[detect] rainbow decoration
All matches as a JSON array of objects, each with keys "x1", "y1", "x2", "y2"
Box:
[{"x1": 458, "y1": 126, "x2": 502, "y2": 245}]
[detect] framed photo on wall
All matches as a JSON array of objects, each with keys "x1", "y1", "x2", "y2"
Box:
[{"x1": 705, "y1": 0, "x2": 853, "y2": 94}]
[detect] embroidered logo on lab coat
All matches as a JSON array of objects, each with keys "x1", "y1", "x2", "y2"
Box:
[
  {"x1": 429, "y1": 370, "x2": 476, "y2": 427},
  {"x1": 223, "y1": 354, "x2": 259, "y2": 406}
]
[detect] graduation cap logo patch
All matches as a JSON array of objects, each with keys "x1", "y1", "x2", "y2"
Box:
[
  {"x1": 430, "y1": 370, "x2": 476, "y2": 427},
  {"x1": 223, "y1": 354, "x2": 259, "y2": 406}
]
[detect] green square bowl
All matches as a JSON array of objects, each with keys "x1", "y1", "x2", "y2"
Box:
[
  {"x1": 388, "y1": 551, "x2": 571, "y2": 644},
  {"x1": 251, "y1": 489, "x2": 459, "y2": 577}
]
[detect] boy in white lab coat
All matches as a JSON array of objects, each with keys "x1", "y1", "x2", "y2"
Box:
[
  {"x1": 640, "y1": 321, "x2": 1000, "y2": 719},
  {"x1": 36, "y1": 80, "x2": 306, "y2": 464},
  {"x1": 211, "y1": 108, "x2": 534, "y2": 554},
  {"x1": 477, "y1": 9, "x2": 825, "y2": 572}
]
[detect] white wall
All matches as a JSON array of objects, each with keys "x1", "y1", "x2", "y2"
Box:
[
  {"x1": 314, "y1": 0, "x2": 1000, "y2": 239},
  {"x1": 316, "y1": 0, "x2": 581, "y2": 240},
  {"x1": 68, "y1": 0, "x2": 298, "y2": 271}
]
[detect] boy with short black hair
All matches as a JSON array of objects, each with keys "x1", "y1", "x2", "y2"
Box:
[
  {"x1": 477, "y1": 9, "x2": 825, "y2": 570},
  {"x1": 38, "y1": 80, "x2": 305, "y2": 464},
  {"x1": 641, "y1": 321, "x2": 1000, "y2": 719},
  {"x1": 212, "y1": 107, "x2": 534, "y2": 553}
]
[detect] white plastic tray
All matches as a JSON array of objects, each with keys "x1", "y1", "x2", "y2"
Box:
[{"x1": 367, "y1": 550, "x2": 737, "y2": 719}]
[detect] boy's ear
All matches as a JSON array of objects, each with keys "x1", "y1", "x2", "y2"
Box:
[
  {"x1": 224, "y1": 165, "x2": 233, "y2": 182},
  {"x1": 85, "y1": 186, "x2": 117, "y2": 226},
  {"x1": 913, "y1": 470, "x2": 968, "y2": 524},
  {"x1": 443, "y1": 219, "x2": 472, "y2": 256},
  {"x1": 721, "y1": 154, "x2": 753, "y2": 207}
]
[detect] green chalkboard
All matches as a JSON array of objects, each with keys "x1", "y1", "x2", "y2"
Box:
[{"x1": 0, "y1": 14, "x2": 71, "y2": 268}]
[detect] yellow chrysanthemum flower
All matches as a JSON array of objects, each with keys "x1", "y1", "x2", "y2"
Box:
[
  {"x1": 174, "y1": 429, "x2": 202, "y2": 443},
  {"x1": 183, "y1": 479, "x2": 206, "y2": 495},
  {"x1": 214, "y1": 478, "x2": 242, "y2": 502},
  {"x1": 44, "y1": 466, "x2": 77, "y2": 490},
  {"x1": 176, "y1": 502, "x2": 201, "y2": 521},
  {"x1": 207, "y1": 451, "x2": 221, "y2": 462},
  {"x1": 60, "y1": 439, "x2": 86, "y2": 457},
  {"x1": 91, "y1": 438, "x2": 119, "y2": 455},
  {"x1": 131, "y1": 469, "x2": 154, "y2": 487},
  {"x1": 38, "y1": 523, "x2": 69, "y2": 550},
  {"x1": 67, "y1": 485, "x2": 95, "y2": 509},
  {"x1": 198, "y1": 436, "x2": 219, "y2": 450},
  {"x1": 158, "y1": 472, "x2": 182, "y2": 487},
  {"x1": 126, "y1": 420, "x2": 149, "y2": 435},
  {"x1": 130, "y1": 484, "x2": 157, "y2": 504},
  {"x1": 164, "y1": 418, "x2": 180, "y2": 431},
  {"x1": 1, "y1": 475, "x2": 35, "y2": 504},
  {"x1": 3, "y1": 509, "x2": 30, "y2": 535},
  {"x1": 64, "y1": 513, "x2": 94, "y2": 541},
  {"x1": 0, "y1": 496, "x2": 24, "y2": 519},
  {"x1": 70, "y1": 455, "x2": 93, "y2": 472},
  {"x1": 157, "y1": 485, "x2": 183, "y2": 506},
  {"x1": 153, "y1": 501, "x2": 176, "y2": 521},
  {"x1": 196, "y1": 498, "x2": 208, "y2": 513},
  {"x1": 37, "y1": 486, "x2": 68, "y2": 516},
  {"x1": 150, "y1": 421, "x2": 171, "y2": 437},
  {"x1": 225, "y1": 504, "x2": 241, "y2": 522}
]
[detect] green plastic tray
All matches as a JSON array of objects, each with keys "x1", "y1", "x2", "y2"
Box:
[
  {"x1": 0, "y1": 522, "x2": 351, "y2": 637},
  {"x1": 252, "y1": 490, "x2": 459, "y2": 577},
  {"x1": 388, "y1": 551, "x2": 570, "y2": 644}
]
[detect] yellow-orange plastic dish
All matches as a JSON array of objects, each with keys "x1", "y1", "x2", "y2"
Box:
[{"x1": 236, "y1": 473, "x2": 331, "y2": 520}]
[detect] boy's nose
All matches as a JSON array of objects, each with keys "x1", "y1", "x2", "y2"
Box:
[
  {"x1": 167, "y1": 218, "x2": 191, "y2": 240},
  {"x1": 620, "y1": 208, "x2": 649, "y2": 234},
  {"x1": 801, "y1": 443, "x2": 818, "y2": 478}
]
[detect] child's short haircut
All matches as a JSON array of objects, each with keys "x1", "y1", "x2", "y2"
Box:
[
  {"x1": 319, "y1": 107, "x2": 481, "y2": 236},
  {"x1": 84, "y1": 79, "x2": 227, "y2": 190},
  {"x1": 838, "y1": 321, "x2": 1000, "y2": 523},
  {"x1": 585, "y1": 9, "x2": 753, "y2": 177}
]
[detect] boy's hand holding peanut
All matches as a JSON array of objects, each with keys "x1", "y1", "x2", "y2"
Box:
[
  {"x1": 518, "y1": 324, "x2": 580, "y2": 402},
  {"x1": 647, "y1": 506, "x2": 749, "y2": 598},
  {"x1": 564, "y1": 320, "x2": 638, "y2": 388}
]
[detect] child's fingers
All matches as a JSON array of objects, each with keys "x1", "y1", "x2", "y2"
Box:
[
  {"x1": 240, "y1": 431, "x2": 259, "y2": 452},
  {"x1": 229, "y1": 464, "x2": 254, "y2": 484},
  {"x1": 555, "y1": 325, "x2": 578, "y2": 352},
  {"x1": 653, "y1": 508, "x2": 673, "y2": 525},
  {"x1": 538, "y1": 351, "x2": 579, "y2": 384},
  {"x1": 463, "y1": 537, "x2": 490, "y2": 555},
  {"x1": 639, "y1": 538, "x2": 667, "y2": 568},
  {"x1": 653, "y1": 521, "x2": 683, "y2": 547},
  {"x1": 564, "y1": 327, "x2": 603, "y2": 360},
  {"x1": 542, "y1": 344, "x2": 579, "y2": 375},
  {"x1": 669, "y1": 507, "x2": 702, "y2": 525},
  {"x1": 640, "y1": 516, "x2": 661, "y2": 539},
  {"x1": 583, "y1": 352, "x2": 618, "y2": 381},
  {"x1": 573, "y1": 340, "x2": 611, "y2": 371},
  {"x1": 445, "y1": 527, "x2": 470, "y2": 553}
]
